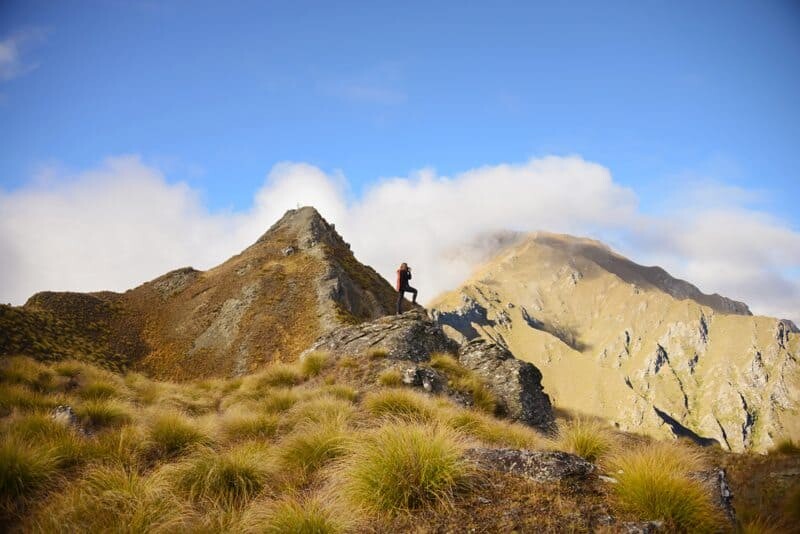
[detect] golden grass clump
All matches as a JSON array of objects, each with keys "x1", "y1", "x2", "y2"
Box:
[
  {"x1": 363, "y1": 389, "x2": 436, "y2": 422},
  {"x1": 77, "y1": 379, "x2": 124, "y2": 400},
  {"x1": 337, "y1": 421, "x2": 472, "y2": 515},
  {"x1": 261, "y1": 389, "x2": 302, "y2": 414},
  {"x1": 367, "y1": 348, "x2": 388, "y2": 360},
  {"x1": 221, "y1": 408, "x2": 279, "y2": 442},
  {"x1": 321, "y1": 384, "x2": 358, "y2": 402},
  {"x1": 429, "y1": 353, "x2": 496, "y2": 414},
  {"x1": 556, "y1": 418, "x2": 616, "y2": 462},
  {"x1": 123, "y1": 372, "x2": 162, "y2": 405},
  {"x1": 257, "y1": 363, "x2": 304, "y2": 388},
  {"x1": 429, "y1": 353, "x2": 464, "y2": 376},
  {"x1": 276, "y1": 422, "x2": 350, "y2": 482},
  {"x1": 0, "y1": 436, "x2": 61, "y2": 514},
  {"x1": 74, "y1": 398, "x2": 133, "y2": 430},
  {"x1": 33, "y1": 463, "x2": 193, "y2": 532},
  {"x1": 610, "y1": 442, "x2": 722, "y2": 532},
  {"x1": 377, "y1": 368, "x2": 404, "y2": 387},
  {"x1": 770, "y1": 437, "x2": 800, "y2": 455},
  {"x1": 169, "y1": 442, "x2": 273, "y2": 507},
  {"x1": 0, "y1": 356, "x2": 55, "y2": 392},
  {"x1": 300, "y1": 351, "x2": 330, "y2": 378},
  {"x1": 284, "y1": 396, "x2": 356, "y2": 429},
  {"x1": 241, "y1": 494, "x2": 347, "y2": 533},
  {"x1": 4, "y1": 413, "x2": 86, "y2": 468},
  {"x1": 145, "y1": 410, "x2": 214, "y2": 458},
  {"x1": 0, "y1": 383, "x2": 58, "y2": 415},
  {"x1": 441, "y1": 408, "x2": 544, "y2": 449}
]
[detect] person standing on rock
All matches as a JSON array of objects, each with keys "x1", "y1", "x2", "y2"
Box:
[{"x1": 396, "y1": 262, "x2": 418, "y2": 314}]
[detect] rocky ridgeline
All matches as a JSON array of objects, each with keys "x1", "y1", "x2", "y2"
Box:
[{"x1": 303, "y1": 308, "x2": 556, "y2": 432}]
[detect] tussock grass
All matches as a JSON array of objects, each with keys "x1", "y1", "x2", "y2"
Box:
[
  {"x1": 0, "y1": 356, "x2": 56, "y2": 392},
  {"x1": 169, "y1": 442, "x2": 272, "y2": 507},
  {"x1": 338, "y1": 356, "x2": 358, "y2": 368},
  {"x1": 276, "y1": 422, "x2": 349, "y2": 482},
  {"x1": 33, "y1": 463, "x2": 192, "y2": 532},
  {"x1": 300, "y1": 351, "x2": 330, "y2": 378},
  {"x1": 145, "y1": 410, "x2": 214, "y2": 458},
  {"x1": 556, "y1": 418, "x2": 616, "y2": 462},
  {"x1": 429, "y1": 353, "x2": 496, "y2": 414},
  {"x1": 242, "y1": 494, "x2": 347, "y2": 533},
  {"x1": 321, "y1": 384, "x2": 358, "y2": 402},
  {"x1": 77, "y1": 379, "x2": 124, "y2": 400},
  {"x1": 452, "y1": 375, "x2": 496, "y2": 414},
  {"x1": 0, "y1": 383, "x2": 58, "y2": 415},
  {"x1": 367, "y1": 348, "x2": 388, "y2": 360},
  {"x1": 337, "y1": 421, "x2": 472, "y2": 515},
  {"x1": 124, "y1": 372, "x2": 162, "y2": 405},
  {"x1": 221, "y1": 408, "x2": 279, "y2": 442},
  {"x1": 4, "y1": 413, "x2": 86, "y2": 468},
  {"x1": 284, "y1": 396, "x2": 356, "y2": 429},
  {"x1": 87, "y1": 424, "x2": 145, "y2": 465},
  {"x1": 0, "y1": 436, "x2": 60, "y2": 513},
  {"x1": 257, "y1": 363, "x2": 304, "y2": 388},
  {"x1": 610, "y1": 442, "x2": 722, "y2": 532},
  {"x1": 429, "y1": 353, "x2": 464, "y2": 376},
  {"x1": 441, "y1": 408, "x2": 545, "y2": 449},
  {"x1": 770, "y1": 438, "x2": 800, "y2": 455},
  {"x1": 75, "y1": 398, "x2": 132, "y2": 429},
  {"x1": 363, "y1": 389, "x2": 436, "y2": 422},
  {"x1": 377, "y1": 368, "x2": 403, "y2": 386},
  {"x1": 261, "y1": 389, "x2": 302, "y2": 414}
]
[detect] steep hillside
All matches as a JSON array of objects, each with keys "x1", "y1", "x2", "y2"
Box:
[
  {"x1": 0, "y1": 207, "x2": 401, "y2": 380},
  {"x1": 430, "y1": 232, "x2": 800, "y2": 453}
]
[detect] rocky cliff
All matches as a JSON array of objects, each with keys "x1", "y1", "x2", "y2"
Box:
[
  {"x1": 0, "y1": 207, "x2": 402, "y2": 379},
  {"x1": 430, "y1": 232, "x2": 800, "y2": 452}
]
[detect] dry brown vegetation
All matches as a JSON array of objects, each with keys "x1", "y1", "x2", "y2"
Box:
[{"x1": 1, "y1": 354, "x2": 797, "y2": 533}]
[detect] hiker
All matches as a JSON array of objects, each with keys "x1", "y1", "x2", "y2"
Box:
[{"x1": 396, "y1": 262, "x2": 417, "y2": 314}]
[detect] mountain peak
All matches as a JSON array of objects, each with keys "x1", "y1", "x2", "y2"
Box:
[{"x1": 255, "y1": 206, "x2": 347, "y2": 250}]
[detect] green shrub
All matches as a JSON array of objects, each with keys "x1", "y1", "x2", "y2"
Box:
[
  {"x1": 363, "y1": 389, "x2": 437, "y2": 422},
  {"x1": 556, "y1": 418, "x2": 615, "y2": 462},
  {"x1": 300, "y1": 352, "x2": 330, "y2": 378},
  {"x1": 610, "y1": 442, "x2": 722, "y2": 532},
  {"x1": 170, "y1": 443, "x2": 272, "y2": 507},
  {"x1": 338, "y1": 421, "x2": 471, "y2": 515}
]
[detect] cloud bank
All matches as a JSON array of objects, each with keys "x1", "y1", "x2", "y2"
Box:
[
  {"x1": 0, "y1": 29, "x2": 45, "y2": 82},
  {"x1": 2, "y1": 155, "x2": 799, "y2": 323}
]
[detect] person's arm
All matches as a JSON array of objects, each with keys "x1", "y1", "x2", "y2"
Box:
[{"x1": 407, "y1": 269, "x2": 412, "y2": 280}]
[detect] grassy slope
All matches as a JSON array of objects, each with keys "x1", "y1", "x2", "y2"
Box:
[{"x1": 1, "y1": 354, "x2": 794, "y2": 533}]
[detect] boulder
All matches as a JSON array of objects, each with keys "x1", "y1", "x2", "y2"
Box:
[
  {"x1": 303, "y1": 308, "x2": 458, "y2": 362},
  {"x1": 458, "y1": 338, "x2": 555, "y2": 432},
  {"x1": 464, "y1": 448, "x2": 595, "y2": 483}
]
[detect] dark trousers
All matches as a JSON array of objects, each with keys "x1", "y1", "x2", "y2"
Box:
[{"x1": 396, "y1": 285, "x2": 417, "y2": 314}]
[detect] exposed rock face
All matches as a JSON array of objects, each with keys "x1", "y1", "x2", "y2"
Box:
[
  {"x1": 464, "y1": 448, "x2": 595, "y2": 483},
  {"x1": 689, "y1": 468, "x2": 736, "y2": 525},
  {"x1": 431, "y1": 231, "x2": 800, "y2": 452},
  {"x1": 304, "y1": 308, "x2": 556, "y2": 430},
  {"x1": 1, "y1": 207, "x2": 400, "y2": 380},
  {"x1": 458, "y1": 338, "x2": 555, "y2": 432},
  {"x1": 304, "y1": 309, "x2": 457, "y2": 362}
]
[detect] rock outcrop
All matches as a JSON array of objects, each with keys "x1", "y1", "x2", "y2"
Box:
[
  {"x1": 303, "y1": 308, "x2": 555, "y2": 430},
  {"x1": 458, "y1": 338, "x2": 556, "y2": 432},
  {"x1": 464, "y1": 447, "x2": 595, "y2": 483}
]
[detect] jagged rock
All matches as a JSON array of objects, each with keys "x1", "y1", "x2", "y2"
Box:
[
  {"x1": 282, "y1": 246, "x2": 295, "y2": 256},
  {"x1": 402, "y1": 366, "x2": 444, "y2": 392},
  {"x1": 304, "y1": 308, "x2": 458, "y2": 362},
  {"x1": 617, "y1": 521, "x2": 665, "y2": 533},
  {"x1": 458, "y1": 338, "x2": 555, "y2": 432},
  {"x1": 689, "y1": 468, "x2": 736, "y2": 524},
  {"x1": 464, "y1": 448, "x2": 595, "y2": 482}
]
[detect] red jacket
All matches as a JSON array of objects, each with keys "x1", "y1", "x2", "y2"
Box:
[{"x1": 396, "y1": 268, "x2": 411, "y2": 291}]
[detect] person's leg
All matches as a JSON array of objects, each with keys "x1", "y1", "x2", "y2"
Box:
[
  {"x1": 396, "y1": 290, "x2": 404, "y2": 314},
  {"x1": 407, "y1": 285, "x2": 418, "y2": 304}
]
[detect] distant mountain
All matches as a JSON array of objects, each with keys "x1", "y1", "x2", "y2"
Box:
[
  {"x1": 0, "y1": 207, "x2": 401, "y2": 380},
  {"x1": 430, "y1": 232, "x2": 799, "y2": 452}
]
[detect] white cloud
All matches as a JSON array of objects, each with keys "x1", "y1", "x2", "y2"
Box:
[
  {"x1": 0, "y1": 29, "x2": 45, "y2": 82},
  {"x1": 2, "y1": 155, "x2": 799, "y2": 324}
]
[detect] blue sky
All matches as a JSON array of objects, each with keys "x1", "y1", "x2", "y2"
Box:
[{"x1": 1, "y1": 1, "x2": 799, "y2": 320}]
